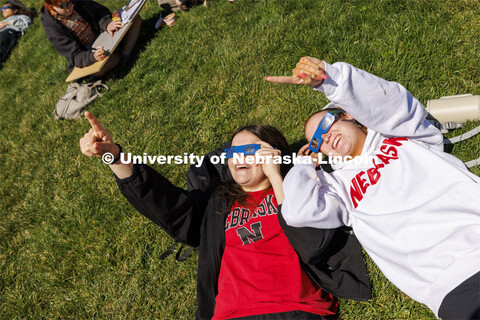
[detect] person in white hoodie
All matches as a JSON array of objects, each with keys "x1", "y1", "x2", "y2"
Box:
[{"x1": 265, "y1": 57, "x2": 480, "y2": 320}]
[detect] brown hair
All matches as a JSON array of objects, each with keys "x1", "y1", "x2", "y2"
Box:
[
  {"x1": 4, "y1": 0, "x2": 37, "y2": 20},
  {"x1": 219, "y1": 124, "x2": 292, "y2": 209},
  {"x1": 43, "y1": 0, "x2": 64, "y2": 14}
]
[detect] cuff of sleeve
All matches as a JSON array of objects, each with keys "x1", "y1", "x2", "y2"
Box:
[
  {"x1": 100, "y1": 18, "x2": 112, "y2": 31},
  {"x1": 311, "y1": 61, "x2": 341, "y2": 95},
  {"x1": 115, "y1": 163, "x2": 143, "y2": 185},
  {"x1": 87, "y1": 51, "x2": 96, "y2": 65}
]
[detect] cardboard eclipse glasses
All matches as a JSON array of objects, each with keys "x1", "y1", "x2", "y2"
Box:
[
  {"x1": 225, "y1": 144, "x2": 262, "y2": 159},
  {"x1": 308, "y1": 109, "x2": 345, "y2": 153}
]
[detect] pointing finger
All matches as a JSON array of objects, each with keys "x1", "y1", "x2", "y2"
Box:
[
  {"x1": 264, "y1": 76, "x2": 298, "y2": 84},
  {"x1": 84, "y1": 111, "x2": 106, "y2": 135}
]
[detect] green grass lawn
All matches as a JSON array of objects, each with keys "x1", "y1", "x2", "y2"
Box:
[{"x1": 1, "y1": 0, "x2": 479, "y2": 319}]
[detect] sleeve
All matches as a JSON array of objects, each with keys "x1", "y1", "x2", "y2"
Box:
[
  {"x1": 8, "y1": 15, "x2": 32, "y2": 33},
  {"x1": 90, "y1": 0, "x2": 112, "y2": 31},
  {"x1": 278, "y1": 210, "x2": 372, "y2": 300},
  {"x1": 116, "y1": 164, "x2": 209, "y2": 247},
  {"x1": 42, "y1": 20, "x2": 96, "y2": 68},
  {"x1": 48, "y1": 31, "x2": 96, "y2": 68},
  {"x1": 315, "y1": 62, "x2": 444, "y2": 151},
  {"x1": 281, "y1": 163, "x2": 349, "y2": 229}
]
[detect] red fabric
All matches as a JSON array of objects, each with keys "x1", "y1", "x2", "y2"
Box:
[{"x1": 213, "y1": 189, "x2": 337, "y2": 320}]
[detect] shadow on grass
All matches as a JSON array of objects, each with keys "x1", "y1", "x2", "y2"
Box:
[{"x1": 116, "y1": 13, "x2": 164, "y2": 79}]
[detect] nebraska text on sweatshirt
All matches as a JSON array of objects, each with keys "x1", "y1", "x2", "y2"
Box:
[{"x1": 281, "y1": 62, "x2": 480, "y2": 317}]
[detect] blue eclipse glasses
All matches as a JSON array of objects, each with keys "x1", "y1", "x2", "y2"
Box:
[
  {"x1": 225, "y1": 144, "x2": 262, "y2": 159},
  {"x1": 1, "y1": 5, "x2": 12, "y2": 10},
  {"x1": 308, "y1": 109, "x2": 345, "y2": 153}
]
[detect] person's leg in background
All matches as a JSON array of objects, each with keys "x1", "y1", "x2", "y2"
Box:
[
  {"x1": 118, "y1": 15, "x2": 142, "y2": 65},
  {"x1": 0, "y1": 29, "x2": 20, "y2": 68}
]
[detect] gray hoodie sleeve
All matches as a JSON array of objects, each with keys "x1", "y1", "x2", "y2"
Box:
[
  {"x1": 315, "y1": 62, "x2": 444, "y2": 151},
  {"x1": 281, "y1": 163, "x2": 349, "y2": 229}
]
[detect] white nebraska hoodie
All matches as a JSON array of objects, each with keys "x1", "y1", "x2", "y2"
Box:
[{"x1": 281, "y1": 62, "x2": 480, "y2": 317}]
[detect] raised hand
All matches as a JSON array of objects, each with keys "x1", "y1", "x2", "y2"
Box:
[
  {"x1": 264, "y1": 56, "x2": 327, "y2": 86},
  {"x1": 255, "y1": 140, "x2": 282, "y2": 181},
  {"x1": 255, "y1": 140, "x2": 285, "y2": 203},
  {"x1": 298, "y1": 143, "x2": 322, "y2": 167},
  {"x1": 79, "y1": 111, "x2": 118, "y2": 158}
]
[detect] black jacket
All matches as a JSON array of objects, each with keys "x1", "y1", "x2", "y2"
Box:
[
  {"x1": 116, "y1": 160, "x2": 371, "y2": 319},
  {"x1": 41, "y1": 0, "x2": 111, "y2": 72}
]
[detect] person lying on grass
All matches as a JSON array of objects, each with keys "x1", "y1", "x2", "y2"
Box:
[
  {"x1": 78, "y1": 111, "x2": 374, "y2": 320},
  {"x1": 41, "y1": 0, "x2": 141, "y2": 77},
  {"x1": 0, "y1": 0, "x2": 36, "y2": 68},
  {"x1": 265, "y1": 57, "x2": 480, "y2": 320}
]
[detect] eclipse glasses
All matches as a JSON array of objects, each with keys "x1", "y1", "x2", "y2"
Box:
[
  {"x1": 225, "y1": 144, "x2": 262, "y2": 159},
  {"x1": 308, "y1": 109, "x2": 345, "y2": 153}
]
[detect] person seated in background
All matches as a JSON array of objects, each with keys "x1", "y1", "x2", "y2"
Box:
[
  {"x1": 175, "y1": 0, "x2": 199, "y2": 11},
  {"x1": 40, "y1": 0, "x2": 141, "y2": 77},
  {"x1": 0, "y1": 0, "x2": 36, "y2": 68}
]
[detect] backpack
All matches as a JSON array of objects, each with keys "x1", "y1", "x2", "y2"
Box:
[
  {"x1": 187, "y1": 142, "x2": 232, "y2": 192},
  {"x1": 160, "y1": 142, "x2": 231, "y2": 262},
  {"x1": 54, "y1": 81, "x2": 108, "y2": 120}
]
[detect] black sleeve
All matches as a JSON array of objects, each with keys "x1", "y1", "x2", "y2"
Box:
[
  {"x1": 278, "y1": 205, "x2": 372, "y2": 301},
  {"x1": 41, "y1": 14, "x2": 96, "y2": 68},
  {"x1": 116, "y1": 164, "x2": 209, "y2": 247},
  {"x1": 47, "y1": 29, "x2": 96, "y2": 68},
  {"x1": 88, "y1": 0, "x2": 112, "y2": 31}
]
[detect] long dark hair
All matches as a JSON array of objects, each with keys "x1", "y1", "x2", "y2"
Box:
[
  {"x1": 5, "y1": 0, "x2": 37, "y2": 20},
  {"x1": 220, "y1": 124, "x2": 292, "y2": 208}
]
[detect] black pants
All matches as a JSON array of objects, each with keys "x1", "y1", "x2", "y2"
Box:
[
  {"x1": 438, "y1": 271, "x2": 480, "y2": 320},
  {"x1": 0, "y1": 29, "x2": 20, "y2": 66}
]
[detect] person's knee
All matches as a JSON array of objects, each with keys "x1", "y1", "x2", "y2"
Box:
[
  {"x1": 94, "y1": 53, "x2": 120, "y2": 76},
  {"x1": 133, "y1": 15, "x2": 142, "y2": 26}
]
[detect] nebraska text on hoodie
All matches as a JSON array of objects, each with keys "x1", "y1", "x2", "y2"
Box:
[{"x1": 281, "y1": 62, "x2": 480, "y2": 318}]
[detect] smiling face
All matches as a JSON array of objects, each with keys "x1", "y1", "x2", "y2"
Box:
[
  {"x1": 227, "y1": 130, "x2": 271, "y2": 192},
  {"x1": 305, "y1": 111, "x2": 367, "y2": 158},
  {"x1": 1, "y1": 6, "x2": 15, "y2": 18}
]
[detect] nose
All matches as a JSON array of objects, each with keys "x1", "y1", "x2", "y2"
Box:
[{"x1": 321, "y1": 131, "x2": 331, "y2": 145}]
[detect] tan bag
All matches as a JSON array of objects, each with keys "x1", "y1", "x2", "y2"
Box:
[{"x1": 54, "y1": 80, "x2": 108, "y2": 120}]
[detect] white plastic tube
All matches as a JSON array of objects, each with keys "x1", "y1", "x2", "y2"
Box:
[{"x1": 427, "y1": 94, "x2": 480, "y2": 123}]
